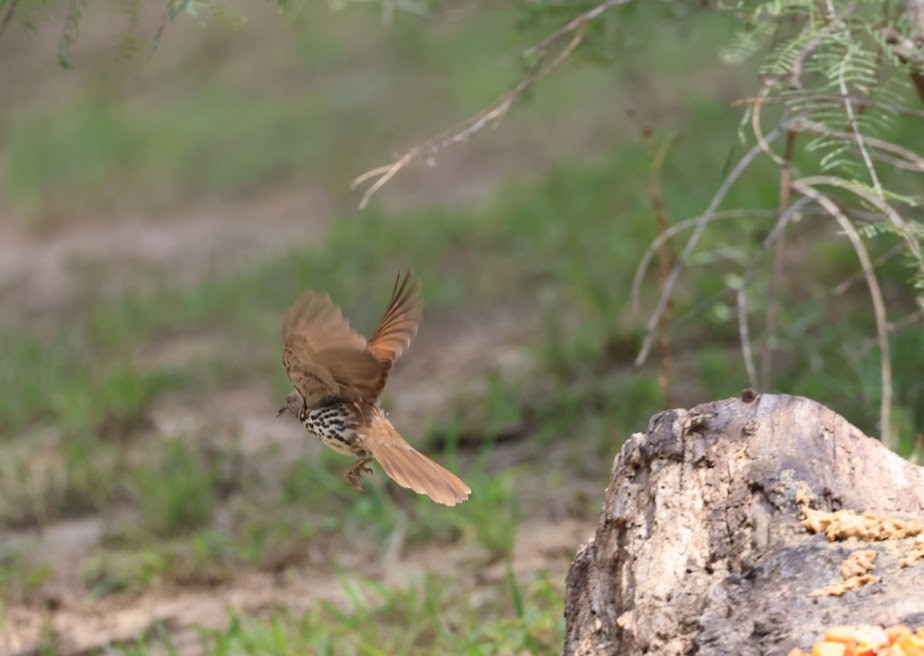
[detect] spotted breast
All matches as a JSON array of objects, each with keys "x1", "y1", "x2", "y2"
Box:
[{"x1": 301, "y1": 403, "x2": 367, "y2": 458}]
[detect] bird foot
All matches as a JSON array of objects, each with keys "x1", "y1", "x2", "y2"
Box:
[{"x1": 344, "y1": 458, "x2": 374, "y2": 491}]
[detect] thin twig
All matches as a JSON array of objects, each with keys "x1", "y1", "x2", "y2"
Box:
[
  {"x1": 741, "y1": 196, "x2": 816, "y2": 286},
  {"x1": 0, "y1": 0, "x2": 19, "y2": 40},
  {"x1": 761, "y1": 128, "x2": 797, "y2": 391},
  {"x1": 667, "y1": 197, "x2": 814, "y2": 334},
  {"x1": 862, "y1": 150, "x2": 924, "y2": 173},
  {"x1": 630, "y1": 209, "x2": 777, "y2": 315},
  {"x1": 795, "y1": 182, "x2": 893, "y2": 449},
  {"x1": 854, "y1": 308, "x2": 924, "y2": 359},
  {"x1": 634, "y1": 126, "x2": 785, "y2": 367},
  {"x1": 630, "y1": 124, "x2": 680, "y2": 407},
  {"x1": 833, "y1": 243, "x2": 906, "y2": 295},
  {"x1": 627, "y1": 107, "x2": 679, "y2": 405},
  {"x1": 524, "y1": 0, "x2": 632, "y2": 57},
  {"x1": 661, "y1": 194, "x2": 813, "y2": 391},
  {"x1": 351, "y1": 28, "x2": 585, "y2": 208},
  {"x1": 351, "y1": 0, "x2": 635, "y2": 208},
  {"x1": 750, "y1": 86, "x2": 787, "y2": 167},
  {"x1": 737, "y1": 284, "x2": 757, "y2": 387},
  {"x1": 650, "y1": 137, "x2": 677, "y2": 407},
  {"x1": 797, "y1": 175, "x2": 924, "y2": 273},
  {"x1": 732, "y1": 195, "x2": 816, "y2": 388}
]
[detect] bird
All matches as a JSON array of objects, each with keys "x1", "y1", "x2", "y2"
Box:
[{"x1": 276, "y1": 270, "x2": 471, "y2": 507}]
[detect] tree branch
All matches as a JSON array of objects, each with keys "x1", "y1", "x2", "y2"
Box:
[
  {"x1": 0, "y1": 0, "x2": 19, "y2": 41},
  {"x1": 794, "y1": 182, "x2": 893, "y2": 449},
  {"x1": 761, "y1": 128, "x2": 797, "y2": 391},
  {"x1": 634, "y1": 126, "x2": 785, "y2": 368},
  {"x1": 350, "y1": 0, "x2": 636, "y2": 208}
]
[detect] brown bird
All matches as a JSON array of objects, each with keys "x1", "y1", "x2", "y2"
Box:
[{"x1": 277, "y1": 271, "x2": 471, "y2": 506}]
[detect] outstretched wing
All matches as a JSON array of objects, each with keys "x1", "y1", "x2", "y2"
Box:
[
  {"x1": 281, "y1": 291, "x2": 385, "y2": 403},
  {"x1": 365, "y1": 270, "x2": 423, "y2": 391}
]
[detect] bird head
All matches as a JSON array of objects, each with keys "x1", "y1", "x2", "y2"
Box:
[{"x1": 276, "y1": 389, "x2": 305, "y2": 418}]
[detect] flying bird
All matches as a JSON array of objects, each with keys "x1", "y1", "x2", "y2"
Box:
[{"x1": 277, "y1": 271, "x2": 471, "y2": 507}]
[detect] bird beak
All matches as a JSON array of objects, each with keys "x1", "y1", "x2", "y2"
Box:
[{"x1": 276, "y1": 405, "x2": 287, "y2": 418}]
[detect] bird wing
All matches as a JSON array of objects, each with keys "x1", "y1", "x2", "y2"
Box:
[
  {"x1": 281, "y1": 291, "x2": 386, "y2": 403},
  {"x1": 358, "y1": 405, "x2": 471, "y2": 507},
  {"x1": 365, "y1": 270, "x2": 423, "y2": 389}
]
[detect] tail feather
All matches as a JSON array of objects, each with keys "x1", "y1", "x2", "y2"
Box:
[
  {"x1": 366, "y1": 440, "x2": 471, "y2": 507},
  {"x1": 360, "y1": 404, "x2": 471, "y2": 506},
  {"x1": 378, "y1": 445, "x2": 471, "y2": 506}
]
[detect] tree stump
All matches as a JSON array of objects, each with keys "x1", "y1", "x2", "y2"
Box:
[{"x1": 563, "y1": 393, "x2": 924, "y2": 656}]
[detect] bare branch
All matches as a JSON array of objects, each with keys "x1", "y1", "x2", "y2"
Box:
[
  {"x1": 649, "y1": 137, "x2": 677, "y2": 407},
  {"x1": 737, "y1": 284, "x2": 757, "y2": 388},
  {"x1": 750, "y1": 86, "x2": 787, "y2": 167},
  {"x1": 525, "y1": 0, "x2": 632, "y2": 57},
  {"x1": 351, "y1": 0, "x2": 636, "y2": 208},
  {"x1": 855, "y1": 308, "x2": 924, "y2": 360},
  {"x1": 628, "y1": 121, "x2": 680, "y2": 407},
  {"x1": 833, "y1": 243, "x2": 906, "y2": 295},
  {"x1": 0, "y1": 0, "x2": 19, "y2": 40},
  {"x1": 797, "y1": 175, "x2": 924, "y2": 274},
  {"x1": 662, "y1": 197, "x2": 813, "y2": 338},
  {"x1": 744, "y1": 199, "x2": 815, "y2": 276},
  {"x1": 634, "y1": 126, "x2": 785, "y2": 368},
  {"x1": 732, "y1": 194, "x2": 816, "y2": 391},
  {"x1": 794, "y1": 182, "x2": 894, "y2": 449},
  {"x1": 761, "y1": 128, "x2": 797, "y2": 390},
  {"x1": 630, "y1": 209, "x2": 777, "y2": 315}
]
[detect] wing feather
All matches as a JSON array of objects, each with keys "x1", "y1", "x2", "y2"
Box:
[
  {"x1": 281, "y1": 291, "x2": 383, "y2": 402},
  {"x1": 367, "y1": 270, "x2": 423, "y2": 368},
  {"x1": 280, "y1": 272, "x2": 424, "y2": 405}
]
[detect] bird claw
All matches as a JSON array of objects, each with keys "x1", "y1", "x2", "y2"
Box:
[
  {"x1": 344, "y1": 459, "x2": 374, "y2": 491},
  {"x1": 345, "y1": 470, "x2": 364, "y2": 491}
]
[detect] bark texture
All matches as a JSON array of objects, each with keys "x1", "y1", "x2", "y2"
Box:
[{"x1": 563, "y1": 393, "x2": 924, "y2": 656}]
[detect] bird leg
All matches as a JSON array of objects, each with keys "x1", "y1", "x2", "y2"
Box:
[{"x1": 344, "y1": 456, "x2": 374, "y2": 491}]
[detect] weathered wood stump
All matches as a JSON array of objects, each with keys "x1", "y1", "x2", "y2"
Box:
[{"x1": 563, "y1": 393, "x2": 924, "y2": 656}]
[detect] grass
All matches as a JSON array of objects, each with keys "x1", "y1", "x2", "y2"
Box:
[
  {"x1": 133, "y1": 439, "x2": 217, "y2": 537},
  {"x1": 94, "y1": 570, "x2": 564, "y2": 656}
]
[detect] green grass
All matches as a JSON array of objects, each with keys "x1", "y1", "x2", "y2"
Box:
[
  {"x1": 0, "y1": 542, "x2": 53, "y2": 601},
  {"x1": 96, "y1": 570, "x2": 564, "y2": 656},
  {"x1": 133, "y1": 439, "x2": 217, "y2": 537}
]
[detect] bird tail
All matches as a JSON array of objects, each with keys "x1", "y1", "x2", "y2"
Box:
[{"x1": 362, "y1": 410, "x2": 471, "y2": 507}]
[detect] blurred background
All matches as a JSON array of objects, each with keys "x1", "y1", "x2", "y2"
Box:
[{"x1": 1, "y1": 1, "x2": 922, "y2": 654}]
